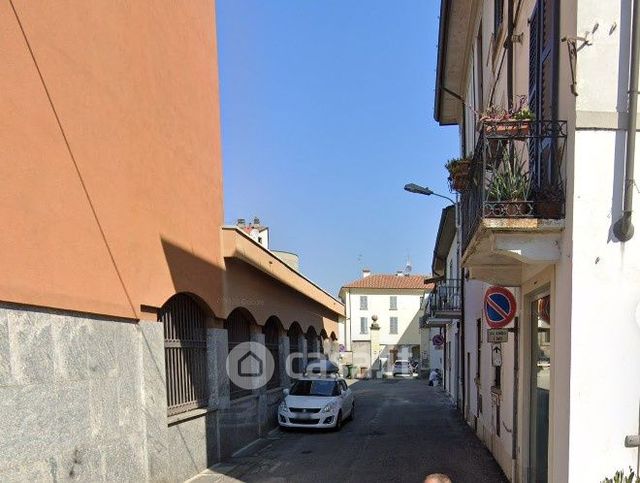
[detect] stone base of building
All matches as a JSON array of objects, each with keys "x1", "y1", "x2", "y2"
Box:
[{"x1": 0, "y1": 303, "x2": 284, "y2": 482}]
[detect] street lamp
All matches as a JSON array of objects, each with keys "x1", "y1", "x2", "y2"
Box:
[
  {"x1": 404, "y1": 183, "x2": 456, "y2": 205},
  {"x1": 404, "y1": 182, "x2": 462, "y2": 408},
  {"x1": 403, "y1": 183, "x2": 460, "y2": 267}
]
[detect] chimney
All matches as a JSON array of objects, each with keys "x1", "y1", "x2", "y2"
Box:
[
  {"x1": 362, "y1": 268, "x2": 371, "y2": 278},
  {"x1": 237, "y1": 218, "x2": 246, "y2": 228},
  {"x1": 253, "y1": 216, "x2": 261, "y2": 226},
  {"x1": 396, "y1": 270, "x2": 404, "y2": 277}
]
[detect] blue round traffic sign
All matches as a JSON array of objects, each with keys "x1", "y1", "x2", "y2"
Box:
[
  {"x1": 432, "y1": 334, "x2": 445, "y2": 346},
  {"x1": 484, "y1": 286, "x2": 517, "y2": 328}
]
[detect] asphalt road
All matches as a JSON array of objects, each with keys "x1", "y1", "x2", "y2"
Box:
[{"x1": 192, "y1": 378, "x2": 508, "y2": 483}]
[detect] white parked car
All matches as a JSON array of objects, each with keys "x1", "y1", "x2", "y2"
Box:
[
  {"x1": 278, "y1": 376, "x2": 354, "y2": 430},
  {"x1": 392, "y1": 360, "x2": 413, "y2": 377}
]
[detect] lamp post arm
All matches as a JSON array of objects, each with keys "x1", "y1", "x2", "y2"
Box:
[{"x1": 429, "y1": 192, "x2": 456, "y2": 205}]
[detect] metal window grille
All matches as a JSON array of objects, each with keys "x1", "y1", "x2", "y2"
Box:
[
  {"x1": 160, "y1": 294, "x2": 208, "y2": 417},
  {"x1": 263, "y1": 318, "x2": 281, "y2": 390},
  {"x1": 306, "y1": 327, "x2": 318, "y2": 362},
  {"x1": 225, "y1": 310, "x2": 252, "y2": 399},
  {"x1": 288, "y1": 323, "x2": 302, "y2": 377},
  {"x1": 390, "y1": 317, "x2": 398, "y2": 335}
]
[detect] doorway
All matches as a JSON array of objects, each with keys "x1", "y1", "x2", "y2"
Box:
[{"x1": 529, "y1": 293, "x2": 551, "y2": 482}]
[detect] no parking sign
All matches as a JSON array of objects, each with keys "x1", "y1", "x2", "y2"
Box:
[{"x1": 484, "y1": 286, "x2": 516, "y2": 329}]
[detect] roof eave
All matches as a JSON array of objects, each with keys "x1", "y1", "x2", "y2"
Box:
[{"x1": 434, "y1": 0, "x2": 452, "y2": 125}]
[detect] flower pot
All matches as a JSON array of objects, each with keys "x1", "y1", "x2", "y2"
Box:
[
  {"x1": 536, "y1": 200, "x2": 563, "y2": 219},
  {"x1": 452, "y1": 173, "x2": 469, "y2": 191},
  {"x1": 485, "y1": 120, "x2": 531, "y2": 139}
]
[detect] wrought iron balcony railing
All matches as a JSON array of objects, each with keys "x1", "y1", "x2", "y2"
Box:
[
  {"x1": 427, "y1": 279, "x2": 462, "y2": 317},
  {"x1": 460, "y1": 120, "x2": 568, "y2": 253}
]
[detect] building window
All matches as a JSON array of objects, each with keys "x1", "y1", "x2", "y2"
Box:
[
  {"x1": 390, "y1": 317, "x2": 398, "y2": 335},
  {"x1": 160, "y1": 294, "x2": 208, "y2": 416},
  {"x1": 494, "y1": 0, "x2": 503, "y2": 34},
  {"x1": 360, "y1": 317, "x2": 368, "y2": 334},
  {"x1": 306, "y1": 326, "x2": 319, "y2": 361},
  {"x1": 225, "y1": 309, "x2": 253, "y2": 399},
  {"x1": 288, "y1": 322, "x2": 303, "y2": 377},
  {"x1": 263, "y1": 317, "x2": 281, "y2": 390},
  {"x1": 389, "y1": 296, "x2": 397, "y2": 310},
  {"x1": 360, "y1": 296, "x2": 368, "y2": 310}
]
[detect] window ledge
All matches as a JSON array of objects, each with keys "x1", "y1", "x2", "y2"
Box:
[{"x1": 168, "y1": 406, "x2": 216, "y2": 426}]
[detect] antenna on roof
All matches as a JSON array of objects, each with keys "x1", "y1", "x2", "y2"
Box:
[{"x1": 404, "y1": 256, "x2": 412, "y2": 275}]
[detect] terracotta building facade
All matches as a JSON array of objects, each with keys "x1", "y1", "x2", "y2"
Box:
[{"x1": 0, "y1": 1, "x2": 343, "y2": 481}]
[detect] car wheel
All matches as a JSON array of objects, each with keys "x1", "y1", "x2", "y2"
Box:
[{"x1": 334, "y1": 411, "x2": 343, "y2": 431}]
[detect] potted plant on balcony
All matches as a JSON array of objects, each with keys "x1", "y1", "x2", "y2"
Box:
[
  {"x1": 534, "y1": 180, "x2": 564, "y2": 219},
  {"x1": 478, "y1": 95, "x2": 534, "y2": 138},
  {"x1": 486, "y1": 152, "x2": 531, "y2": 217},
  {"x1": 445, "y1": 157, "x2": 472, "y2": 191}
]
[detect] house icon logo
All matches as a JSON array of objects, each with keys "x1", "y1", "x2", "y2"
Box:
[
  {"x1": 226, "y1": 341, "x2": 274, "y2": 391},
  {"x1": 238, "y1": 351, "x2": 263, "y2": 378}
]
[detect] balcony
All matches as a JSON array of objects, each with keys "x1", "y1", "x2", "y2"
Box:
[
  {"x1": 427, "y1": 279, "x2": 462, "y2": 319},
  {"x1": 460, "y1": 120, "x2": 567, "y2": 286}
]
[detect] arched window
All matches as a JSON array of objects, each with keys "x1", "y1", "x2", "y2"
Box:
[
  {"x1": 263, "y1": 317, "x2": 281, "y2": 389},
  {"x1": 159, "y1": 294, "x2": 208, "y2": 416},
  {"x1": 306, "y1": 326, "x2": 318, "y2": 361},
  {"x1": 224, "y1": 309, "x2": 253, "y2": 399},
  {"x1": 288, "y1": 323, "x2": 303, "y2": 377},
  {"x1": 319, "y1": 329, "x2": 328, "y2": 354}
]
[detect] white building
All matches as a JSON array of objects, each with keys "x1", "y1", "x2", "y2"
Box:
[
  {"x1": 435, "y1": 0, "x2": 640, "y2": 481},
  {"x1": 236, "y1": 217, "x2": 300, "y2": 270},
  {"x1": 422, "y1": 205, "x2": 462, "y2": 401},
  {"x1": 339, "y1": 270, "x2": 432, "y2": 376}
]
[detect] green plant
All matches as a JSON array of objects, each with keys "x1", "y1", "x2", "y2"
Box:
[
  {"x1": 445, "y1": 157, "x2": 470, "y2": 176},
  {"x1": 534, "y1": 180, "x2": 564, "y2": 202},
  {"x1": 478, "y1": 95, "x2": 534, "y2": 123},
  {"x1": 514, "y1": 107, "x2": 534, "y2": 121},
  {"x1": 601, "y1": 467, "x2": 639, "y2": 483},
  {"x1": 487, "y1": 152, "x2": 530, "y2": 201}
]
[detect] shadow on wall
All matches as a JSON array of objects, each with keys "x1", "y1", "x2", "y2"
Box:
[
  {"x1": 160, "y1": 237, "x2": 224, "y2": 316},
  {"x1": 367, "y1": 308, "x2": 423, "y2": 374},
  {"x1": 158, "y1": 238, "x2": 225, "y2": 481}
]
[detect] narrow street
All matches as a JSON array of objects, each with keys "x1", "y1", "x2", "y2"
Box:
[{"x1": 191, "y1": 379, "x2": 508, "y2": 483}]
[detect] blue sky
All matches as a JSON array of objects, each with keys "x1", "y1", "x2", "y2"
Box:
[{"x1": 216, "y1": 0, "x2": 458, "y2": 296}]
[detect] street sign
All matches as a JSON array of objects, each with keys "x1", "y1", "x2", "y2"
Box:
[
  {"x1": 484, "y1": 286, "x2": 517, "y2": 328},
  {"x1": 487, "y1": 328, "x2": 509, "y2": 343},
  {"x1": 432, "y1": 334, "x2": 445, "y2": 347}
]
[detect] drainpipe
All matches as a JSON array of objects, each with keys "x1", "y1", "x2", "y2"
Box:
[{"x1": 614, "y1": 0, "x2": 640, "y2": 241}]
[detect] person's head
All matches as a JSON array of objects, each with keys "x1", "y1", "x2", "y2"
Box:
[{"x1": 424, "y1": 473, "x2": 452, "y2": 483}]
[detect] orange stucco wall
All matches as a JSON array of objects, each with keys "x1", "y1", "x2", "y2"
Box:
[{"x1": 1, "y1": 1, "x2": 224, "y2": 319}]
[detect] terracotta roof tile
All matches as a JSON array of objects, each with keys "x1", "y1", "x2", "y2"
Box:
[{"x1": 341, "y1": 274, "x2": 433, "y2": 290}]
